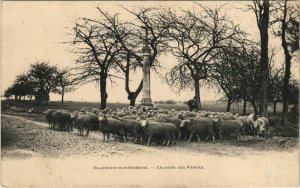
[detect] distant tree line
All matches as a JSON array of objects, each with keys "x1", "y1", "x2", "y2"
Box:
[{"x1": 4, "y1": 62, "x2": 75, "y2": 107}]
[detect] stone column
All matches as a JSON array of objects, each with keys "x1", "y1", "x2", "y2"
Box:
[{"x1": 141, "y1": 45, "x2": 152, "y2": 106}]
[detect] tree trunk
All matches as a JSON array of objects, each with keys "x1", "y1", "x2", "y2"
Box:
[
  {"x1": 100, "y1": 75, "x2": 108, "y2": 110},
  {"x1": 243, "y1": 100, "x2": 247, "y2": 115},
  {"x1": 29, "y1": 95, "x2": 32, "y2": 101},
  {"x1": 226, "y1": 98, "x2": 232, "y2": 112},
  {"x1": 194, "y1": 79, "x2": 201, "y2": 111},
  {"x1": 129, "y1": 98, "x2": 136, "y2": 106},
  {"x1": 258, "y1": 0, "x2": 270, "y2": 118},
  {"x1": 251, "y1": 100, "x2": 258, "y2": 115},
  {"x1": 273, "y1": 102, "x2": 277, "y2": 115},
  {"x1": 282, "y1": 58, "x2": 291, "y2": 124},
  {"x1": 127, "y1": 79, "x2": 143, "y2": 107},
  {"x1": 61, "y1": 87, "x2": 65, "y2": 108},
  {"x1": 281, "y1": 0, "x2": 292, "y2": 125}
]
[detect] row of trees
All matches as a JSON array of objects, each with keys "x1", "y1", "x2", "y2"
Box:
[
  {"x1": 68, "y1": 4, "x2": 246, "y2": 110},
  {"x1": 4, "y1": 62, "x2": 74, "y2": 107},
  {"x1": 4, "y1": 1, "x2": 298, "y2": 124},
  {"x1": 68, "y1": 7, "x2": 171, "y2": 109},
  {"x1": 209, "y1": 43, "x2": 298, "y2": 115},
  {"x1": 67, "y1": 1, "x2": 298, "y2": 123}
]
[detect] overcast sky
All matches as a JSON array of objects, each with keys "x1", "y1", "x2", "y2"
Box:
[{"x1": 2, "y1": 1, "x2": 299, "y2": 103}]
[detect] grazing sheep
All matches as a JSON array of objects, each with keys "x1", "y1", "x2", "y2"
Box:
[
  {"x1": 164, "y1": 122, "x2": 177, "y2": 146},
  {"x1": 80, "y1": 107, "x2": 90, "y2": 113},
  {"x1": 74, "y1": 114, "x2": 91, "y2": 136},
  {"x1": 236, "y1": 114, "x2": 255, "y2": 135},
  {"x1": 71, "y1": 111, "x2": 84, "y2": 120},
  {"x1": 234, "y1": 113, "x2": 240, "y2": 118},
  {"x1": 85, "y1": 112, "x2": 99, "y2": 131},
  {"x1": 221, "y1": 115, "x2": 236, "y2": 120},
  {"x1": 155, "y1": 117, "x2": 183, "y2": 140},
  {"x1": 254, "y1": 117, "x2": 269, "y2": 137},
  {"x1": 52, "y1": 110, "x2": 63, "y2": 130},
  {"x1": 213, "y1": 118, "x2": 243, "y2": 141},
  {"x1": 61, "y1": 110, "x2": 72, "y2": 131},
  {"x1": 98, "y1": 116, "x2": 126, "y2": 142},
  {"x1": 122, "y1": 115, "x2": 139, "y2": 120},
  {"x1": 119, "y1": 119, "x2": 143, "y2": 143},
  {"x1": 180, "y1": 118, "x2": 215, "y2": 143},
  {"x1": 44, "y1": 109, "x2": 56, "y2": 129},
  {"x1": 91, "y1": 108, "x2": 100, "y2": 115},
  {"x1": 140, "y1": 120, "x2": 174, "y2": 146}
]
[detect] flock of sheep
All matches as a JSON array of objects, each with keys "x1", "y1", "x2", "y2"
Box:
[{"x1": 44, "y1": 106, "x2": 270, "y2": 146}]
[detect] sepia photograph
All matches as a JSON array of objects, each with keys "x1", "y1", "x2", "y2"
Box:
[{"x1": 1, "y1": 0, "x2": 299, "y2": 187}]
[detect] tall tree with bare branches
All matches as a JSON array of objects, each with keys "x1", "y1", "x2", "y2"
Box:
[
  {"x1": 246, "y1": 0, "x2": 270, "y2": 117},
  {"x1": 89, "y1": 9, "x2": 144, "y2": 106},
  {"x1": 85, "y1": 7, "x2": 171, "y2": 106},
  {"x1": 69, "y1": 19, "x2": 123, "y2": 109},
  {"x1": 54, "y1": 68, "x2": 76, "y2": 108},
  {"x1": 271, "y1": 0, "x2": 299, "y2": 124},
  {"x1": 209, "y1": 44, "x2": 243, "y2": 112},
  {"x1": 165, "y1": 4, "x2": 245, "y2": 110},
  {"x1": 122, "y1": 7, "x2": 171, "y2": 105}
]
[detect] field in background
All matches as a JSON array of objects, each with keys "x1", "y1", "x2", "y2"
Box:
[
  {"x1": 0, "y1": 99, "x2": 284, "y2": 113},
  {"x1": 0, "y1": 99, "x2": 295, "y2": 123}
]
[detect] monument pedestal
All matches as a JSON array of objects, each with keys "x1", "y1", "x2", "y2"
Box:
[{"x1": 141, "y1": 97, "x2": 153, "y2": 106}]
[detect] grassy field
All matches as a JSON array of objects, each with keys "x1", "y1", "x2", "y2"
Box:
[
  {"x1": 1, "y1": 99, "x2": 297, "y2": 123},
  {"x1": 0, "y1": 99, "x2": 287, "y2": 113}
]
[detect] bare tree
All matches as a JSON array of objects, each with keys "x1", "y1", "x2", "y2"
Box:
[
  {"x1": 246, "y1": 0, "x2": 270, "y2": 117},
  {"x1": 236, "y1": 43, "x2": 262, "y2": 115},
  {"x1": 124, "y1": 6, "x2": 170, "y2": 68},
  {"x1": 210, "y1": 40, "x2": 263, "y2": 115},
  {"x1": 91, "y1": 9, "x2": 144, "y2": 106},
  {"x1": 165, "y1": 4, "x2": 245, "y2": 110},
  {"x1": 122, "y1": 7, "x2": 171, "y2": 105},
  {"x1": 69, "y1": 18, "x2": 123, "y2": 109},
  {"x1": 271, "y1": 0, "x2": 299, "y2": 124},
  {"x1": 85, "y1": 7, "x2": 171, "y2": 106},
  {"x1": 209, "y1": 45, "x2": 242, "y2": 112},
  {"x1": 266, "y1": 48, "x2": 283, "y2": 116},
  {"x1": 54, "y1": 68, "x2": 76, "y2": 108}
]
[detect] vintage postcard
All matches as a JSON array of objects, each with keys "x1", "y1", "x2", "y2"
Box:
[{"x1": 1, "y1": 1, "x2": 299, "y2": 187}]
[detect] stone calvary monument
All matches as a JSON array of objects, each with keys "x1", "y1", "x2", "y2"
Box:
[{"x1": 141, "y1": 44, "x2": 153, "y2": 106}]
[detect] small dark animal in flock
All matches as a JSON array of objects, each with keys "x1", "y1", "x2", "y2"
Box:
[
  {"x1": 119, "y1": 118, "x2": 143, "y2": 143},
  {"x1": 236, "y1": 114, "x2": 255, "y2": 135},
  {"x1": 213, "y1": 118, "x2": 243, "y2": 141},
  {"x1": 45, "y1": 109, "x2": 72, "y2": 131},
  {"x1": 155, "y1": 117, "x2": 186, "y2": 140},
  {"x1": 74, "y1": 114, "x2": 91, "y2": 136},
  {"x1": 140, "y1": 120, "x2": 176, "y2": 146},
  {"x1": 98, "y1": 116, "x2": 127, "y2": 142},
  {"x1": 180, "y1": 118, "x2": 215, "y2": 143}
]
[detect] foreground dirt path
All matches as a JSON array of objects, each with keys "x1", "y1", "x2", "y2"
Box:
[{"x1": 1, "y1": 114, "x2": 299, "y2": 187}]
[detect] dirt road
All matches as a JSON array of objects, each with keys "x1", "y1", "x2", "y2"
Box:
[{"x1": 1, "y1": 114, "x2": 299, "y2": 187}]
